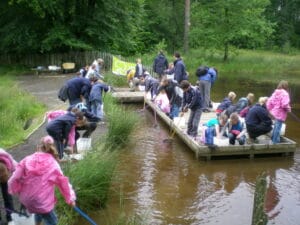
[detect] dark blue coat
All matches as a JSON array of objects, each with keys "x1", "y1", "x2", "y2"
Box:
[
  {"x1": 89, "y1": 83, "x2": 109, "y2": 104},
  {"x1": 217, "y1": 97, "x2": 232, "y2": 111},
  {"x1": 153, "y1": 54, "x2": 168, "y2": 75},
  {"x1": 174, "y1": 59, "x2": 187, "y2": 84},
  {"x1": 66, "y1": 77, "x2": 91, "y2": 101},
  {"x1": 182, "y1": 86, "x2": 203, "y2": 111},
  {"x1": 245, "y1": 103, "x2": 272, "y2": 127},
  {"x1": 46, "y1": 112, "x2": 77, "y2": 142}
]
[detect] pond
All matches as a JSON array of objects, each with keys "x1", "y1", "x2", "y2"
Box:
[{"x1": 77, "y1": 78, "x2": 300, "y2": 225}]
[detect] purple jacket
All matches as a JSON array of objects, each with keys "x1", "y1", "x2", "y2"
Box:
[{"x1": 266, "y1": 89, "x2": 291, "y2": 121}]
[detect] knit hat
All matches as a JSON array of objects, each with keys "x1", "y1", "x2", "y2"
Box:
[{"x1": 41, "y1": 135, "x2": 54, "y2": 145}]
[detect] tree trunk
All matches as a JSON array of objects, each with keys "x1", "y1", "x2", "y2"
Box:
[
  {"x1": 223, "y1": 42, "x2": 228, "y2": 61},
  {"x1": 184, "y1": 0, "x2": 190, "y2": 53}
]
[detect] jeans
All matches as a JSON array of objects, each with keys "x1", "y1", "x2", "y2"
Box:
[
  {"x1": 228, "y1": 133, "x2": 246, "y2": 145},
  {"x1": 1, "y1": 182, "x2": 14, "y2": 222},
  {"x1": 187, "y1": 108, "x2": 202, "y2": 136},
  {"x1": 35, "y1": 210, "x2": 58, "y2": 225},
  {"x1": 272, "y1": 119, "x2": 283, "y2": 144},
  {"x1": 90, "y1": 101, "x2": 103, "y2": 120},
  {"x1": 169, "y1": 104, "x2": 180, "y2": 119}
]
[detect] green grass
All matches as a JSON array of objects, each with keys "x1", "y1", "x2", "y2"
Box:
[
  {"x1": 0, "y1": 68, "x2": 45, "y2": 147},
  {"x1": 125, "y1": 48, "x2": 300, "y2": 85}
]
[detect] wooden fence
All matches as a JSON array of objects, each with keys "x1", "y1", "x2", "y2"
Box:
[{"x1": 0, "y1": 51, "x2": 154, "y2": 75}]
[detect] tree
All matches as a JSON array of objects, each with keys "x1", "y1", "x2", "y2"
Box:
[
  {"x1": 184, "y1": 0, "x2": 190, "y2": 53},
  {"x1": 190, "y1": 0, "x2": 274, "y2": 61}
]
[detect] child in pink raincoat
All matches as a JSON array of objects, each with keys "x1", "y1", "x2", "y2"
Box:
[
  {"x1": 0, "y1": 148, "x2": 17, "y2": 223},
  {"x1": 155, "y1": 88, "x2": 171, "y2": 114},
  {"x1": 266, "y1": 80, "x2": 291, "y2": 144},
  {"x1": 8, "y1": 136, "x2": 76, "y2": 225}
]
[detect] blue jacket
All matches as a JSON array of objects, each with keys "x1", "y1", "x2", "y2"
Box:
[
  {"x1": 153, "y1": 54, "x2": 168, "y2": 75},
  {"x1": 182, "y1": 86, "x2": 203, "y2": 111},
  {"x1": 245, "y1": 104, "x2": 272, "y2": 127},
  {"x1": 198, "y1": 67, "x2": 217, "y2": 84},
  {"x1": 46, "y1": 112, "x2": 77, "y2": 142},
  {"x1": 217, "y1": 97, "x2": 232, "y2": 111},
  {"x1": 174, "y1": 59, "x2": 187, "y2": 84},
  {"x1": 89, "y1": 83, "x2": 109, "y2": 103},
  {"x1": 66, "y1": 77, "x2": 91, "y2": 100}
]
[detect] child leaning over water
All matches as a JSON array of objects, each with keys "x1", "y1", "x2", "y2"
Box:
[{"x1": 8, "y1": 136, "x2": 76, "y2": 225}]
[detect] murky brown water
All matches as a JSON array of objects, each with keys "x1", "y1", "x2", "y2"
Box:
[{"x1": 76, "y1": 79, "x2": 300, "y2": 225}]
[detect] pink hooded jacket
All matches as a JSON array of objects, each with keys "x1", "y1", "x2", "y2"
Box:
[
  {"x1": 0, "y1": 148, "x2": 17, "y2": 173},
  {"x1": 155, "y1": 93, "x2": 171, "y2": 113},
  {"x1": 266, "y1": 89, "x2": 291, "y2": 121},
  {"x1": 8, "y1": 152, "x2": 76, "y2": 214}
]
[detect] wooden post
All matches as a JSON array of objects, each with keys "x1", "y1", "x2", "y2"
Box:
[{"x1": 251, "y1": 174, "x2": 268, "y2": 225}]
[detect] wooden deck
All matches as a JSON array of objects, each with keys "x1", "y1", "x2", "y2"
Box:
[{"x1": 112, "y1": 91, "x2": 297, "y2": 160}]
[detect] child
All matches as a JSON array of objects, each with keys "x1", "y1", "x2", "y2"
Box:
[
  {"x1": 266, "y1": 80, "x2": 291, "y2": 144},
  {"x1": 155, "y1": 88, "x2": 171, "y2": 114},
  {"x1": 226, "y1": 113, "x2": 246, "y2": 145},
  {"x1": 201, "y1": 114, "x2": 228, "y2": 145},
  {"x1": 8, "y1": 136, "x2": 76, "y2": 225},
  {"x1": 216, "y1": 91, "x2": 236, "y2": 116},
  {"x1": 89, "y1": 77, "x2": 109, "y2": 121},
  {"x1": 0, "y1": 148, "x2": 17, "y2": 224},
  {"x1": 180, "y1": 80, "x2": 203, "y2": 138},
  {"x1": 46, "y1": 108, "x2": 86, "y2": 159}
]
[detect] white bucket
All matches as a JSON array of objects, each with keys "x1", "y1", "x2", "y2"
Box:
[
  {"x1": 11, "y1": 213, "x2": 35, "y2": 225},
  {"x1": 76, "y1": 138, "x2": 92, "y2": 152}
]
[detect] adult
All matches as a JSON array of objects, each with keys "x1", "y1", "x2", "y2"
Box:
[
  {"x1": 153, "y1": 50, "x2": 168, "y2": 79},
  {"x1": 92, "y1": 58, "x2": 104, "y2": 75},
  {"x1": 0, "y1": 149, "x2": 16, "y2": 224},
  {"x1": 245, "y1": 97, "x2": 273, "y2": 143},
  {"x1": 173, "y1": 52, "x2": 188, "y2": 84},
  {"x1": 197, "y1": 66, "x2": 217, "y2": 112},
  {"x1": 65, "y1": 76, "x2": 92, "y2": 106},
  {"x1": 135, "y1": 58, "x2": 144, "y2": 79}
]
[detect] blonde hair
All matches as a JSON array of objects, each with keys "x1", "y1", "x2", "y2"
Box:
[
  {"x1": 258, "y1": 96, "x2": 268, "y2": 105},
  {"x1": 247, "y1": 93, "x2": 255, "y2": 103},
  {"x1": 39, "y1": 136, "x2": 59, "y2": 160},
  {"x1": 228, "y1": 91, "x2": 236, "y2": 101},
  {"x1": 219, "y1": 113, "x2": 228, "y2": 125}
]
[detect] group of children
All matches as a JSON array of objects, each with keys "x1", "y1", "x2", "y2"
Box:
[
  {"x1": 138, "y1": 66, "x2": 291, "y2": 146},
  {"x1": 0, "y1": 136, "x2": 76, "y2": 225},
  {"x1": 0, "y1": 58, "x2": 111, "y2": 225}
]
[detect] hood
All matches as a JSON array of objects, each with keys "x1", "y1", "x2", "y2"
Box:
[
  {"x1": 273, "y1": 89, "x2": 287, "y2": 97},
  {"x1": 24, "y1": 152, "x2": 55, "y2": 176}
]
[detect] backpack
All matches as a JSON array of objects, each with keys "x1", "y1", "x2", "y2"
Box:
[
  {"x1": 58, "y1": 84, "x2": 69, "y2": 102},
  {"x1": 196, "y1": 66, "x2": 209, "y2": 77}
]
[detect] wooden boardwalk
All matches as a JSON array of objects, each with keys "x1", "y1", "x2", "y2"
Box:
[{"x1": 112, "y1": 90, "x2": 297, "y2": 160}]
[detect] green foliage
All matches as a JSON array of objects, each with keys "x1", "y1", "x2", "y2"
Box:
[
  {"x1": 190, "y1": 0, "x2": 274, "y2": 60},
  {"x1": 0, "y1": 70, "x2": 45, "y2": 147},
  {"x1": 104, "y1": 72, "x2": 128, "y2": 87},
  {"x1": 56, "y1": 145, "x2": 117, "y2": 225},
  {"x1": 103, "y1": 94, "x2": 138, "y2": 149}
]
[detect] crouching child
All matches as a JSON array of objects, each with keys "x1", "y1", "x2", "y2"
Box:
[{"x1": 226, "y1": 113, "x2": 246, "y2": 145}]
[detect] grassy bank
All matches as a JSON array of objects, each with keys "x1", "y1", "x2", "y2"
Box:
[
  {"x1": 133, "y1": 48, "x2": 300, "y2": 85},
  {"x1": 56, "y1": 92, "x2": 138, "y2": 225},
  {"x1": 0, "y1": 66, "x2": 45, "y2": 147}
]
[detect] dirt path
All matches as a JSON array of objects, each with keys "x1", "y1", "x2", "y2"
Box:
[{"x1": 9, "y1": 74, "x2": 105, "y2": 161}]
